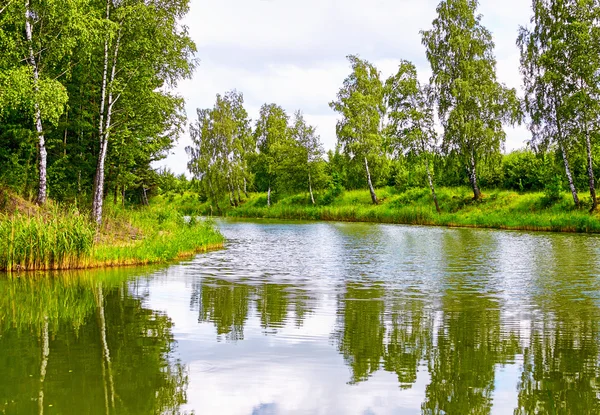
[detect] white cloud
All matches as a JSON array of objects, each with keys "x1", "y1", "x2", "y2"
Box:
[{"x1": 161, "y1": 0, "x2": 533, "y2": 175}]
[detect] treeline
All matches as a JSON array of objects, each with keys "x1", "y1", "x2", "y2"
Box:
[
  {"x1": 0, "y1": 0, "x2": 195, "y2": 224},
  {"x1": 187, "y1": 0, "x2": 600, "y2": 213}
]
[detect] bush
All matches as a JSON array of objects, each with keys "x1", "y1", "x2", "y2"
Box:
[
  {"x1": 320, "y1": 172, "x2": 344, "y2": 205},
  {"x1": 542, "y1": 175, "x2": 563, "y2": 207},
  {"x1": 502, "y1": 150, "x2": 546, "y2": 191}
]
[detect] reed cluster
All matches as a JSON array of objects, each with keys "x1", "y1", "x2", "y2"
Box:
[{"x1": 0, "y1": 208, "x2": 95, "y2": 272}]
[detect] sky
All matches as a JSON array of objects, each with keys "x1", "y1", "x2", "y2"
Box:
[{"x1": 161, "y1": 0, "x2": 533, "y2": 176}]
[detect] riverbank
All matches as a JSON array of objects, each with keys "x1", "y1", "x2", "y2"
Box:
[
  {"x1": 156, "y1": 186, "x2": 600, "y2": 233},
  {"x1": 0, "y1": 190, "x2": 224, "y2": 272}
]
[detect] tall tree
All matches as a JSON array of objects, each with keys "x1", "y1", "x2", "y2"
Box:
[
  {"x1": 519, "y1": 0, "x2": 600, "y2": 210},
  {"x1": 422, "y1": 0, "x2": 521, "y2": 200},
  {"x1": 253, "y1": 103, "x2": 290, "y2": 207},
  {"x1": 91, "y1": 0, "x2": 196, "y2": 225},
  {"x1": 290, "y1": 111, "x2": 324, "y2": 205},
  {"x1": 330, "y1": 55, "x2": 386, "y2": 205},
  {"x1": 386, "y1": 61, "x2": 441, "y2": 213},
  {"x1": 187, "y1": 91, "x2": 252, "y2": 210}
]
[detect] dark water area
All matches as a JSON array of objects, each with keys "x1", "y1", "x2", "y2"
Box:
[{"x1": 2, "y1": 219, "x2": 600, "y2": 414}]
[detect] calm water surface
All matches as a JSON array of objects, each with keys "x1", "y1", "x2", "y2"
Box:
[{"x1": 2, "y1": 219, "x2": 600, "y2": 414}]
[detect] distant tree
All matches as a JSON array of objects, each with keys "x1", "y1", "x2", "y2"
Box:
[
  {"x1": 386, "y1": 61, "x2": 441, "y2": 213},
  {"x1": 187, "y1": 91, "x2": 252, "y2": 210},
  {"x1": 290, "y1": 111, "x2": 325, "y2": 204},
  {"x1": 421, "y1": 0, "x2": 521, "y2": 200},
  {"x1": 330, "y1": 55, "x2": 386, "y2": 205},
  {"x1": 253, "y1": 103, "x2": 290, "y2": 207}
]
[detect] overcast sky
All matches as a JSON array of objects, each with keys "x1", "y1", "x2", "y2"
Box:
[{"x1": 161, "y1": 0, "x2": 533, "y2": 176}]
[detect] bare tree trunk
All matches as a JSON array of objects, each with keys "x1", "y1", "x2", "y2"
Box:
[
  {"x1": 92, "y1": 12, "x2": 121, "y2": 226},
  {"x1": 25, "y1": 0, "x2": 47, "y2": 205},
  {"x1": 243, "y1": 177, "x2": 248, "y2": 198},
  {"x1": 308, "y1": 171, "x2": 315, "y2": 205},
  {"x1": 267, "y1": 185, "x2": 271, "y2": 207},
  {"x1": 425, "y1": 157, "x2": 440, "y2": 213},
  {"x1": 236, "y1": 185, "x2": 242, "y2": 204},
  {"x1": 97, "y1": 286, "x2": 115, "y2": 411},
  {"x1": 228, "y1": 184, "x2": 235, "y2": 207},
  {"x1": 559, "y1": 141, "x2": 579, "y2": 208},
  {"x1": 468, "y1": 151, "x2": 481, "y2": 201},
  {"x1": 584, "y1": 118, "x2": 597, "y2": 212},
  {"x1": 38, "y1": 316, "x2": 49, "y2": 415},
  {"x1": 364, "y1": 157, "x2": 378, "y2": 205},
  {"x1": 555, "y1": 99, "x2": 579, "y2": 208}
]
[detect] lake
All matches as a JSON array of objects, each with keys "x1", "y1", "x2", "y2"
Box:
[{"x1": 2, "y1": 219, "x2": 600, "y2": 414}]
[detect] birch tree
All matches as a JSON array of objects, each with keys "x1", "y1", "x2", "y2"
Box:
[
  {"x1": 330, "y1": 55, "x2": 386, "y2": 205},
  {"x1": 254, "y1": 103, "x2": 290, "y2": 207},
  {"x1": 290, "y1": 111, "x2": 324, "y2": 205},
  {"x1": 519, "y1": 0, "x2": 600, "y2": 210},
  {"x1": 386, "y1": 61, "x2": 441, "y2": 213},
  {"x1": 91, "y1": 0, "x2": 196, "y2": 225},
  {"x1": 187, "y1": 91, "x2": 252, "y2": 209},
  {"x1": 422, "y1": 0, "x2": 521, "y2": 200}
]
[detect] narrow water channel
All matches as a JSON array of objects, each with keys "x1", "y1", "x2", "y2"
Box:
[{"x1": 2, "y1": 219, "x2": 600, "y2": 414}]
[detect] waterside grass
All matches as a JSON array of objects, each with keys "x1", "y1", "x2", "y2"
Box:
[
  {"x1": 0, "y1": 194, "x2": 224, "y2": 272},
  {"x1": 159, "y1": 187, "x2": 600, "y2": 234}
]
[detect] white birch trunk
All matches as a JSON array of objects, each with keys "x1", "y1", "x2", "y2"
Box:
[
  {"x1": 308, "y1": 171, "x2": 315, "y2": 205},
  {"x1": 92, "y1": 17, "x2": 121, "y2": 226},
  {"x1": 364, "y1": 157, "x2": 378, "y2": 205},
  {"x1": 425, "y1": 157, "x2": 440, "y2": 213},
  {"x1": 25, "y1": 0, "x2": 47, "y2": 204},
  {"x1": 554, "y1": 99, "x2": 579, "y2": 208}
]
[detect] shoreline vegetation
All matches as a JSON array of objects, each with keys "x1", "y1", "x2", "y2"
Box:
[
  {"x1": 158, "y1": 186, "x2": 600, "y2": 234},
  {"x1": 0, "y1": 190, "x2": 224, "y2": 273}
]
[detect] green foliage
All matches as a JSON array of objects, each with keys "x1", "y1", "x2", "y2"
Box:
[
  {"x1": 543, "y1": 175, "x2": 564, "y2": 206},
  {"x1": 422, "y1": 0, "x2": 521, "y2": 198}
]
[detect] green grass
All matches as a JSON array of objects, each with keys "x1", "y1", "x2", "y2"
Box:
[
  {"x1": 0, "y1": 195, "x2": 224, "y2": 272},
  {"x1": 159, "y1": 187, "x2": 600, "y2": 234},
  {"x1": 92, "y1": 204, "x2": 224, "y2": 267}
]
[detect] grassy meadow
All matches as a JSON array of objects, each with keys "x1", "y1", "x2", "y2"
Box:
[{"x1": 155, "y1": 186, "x2": 600, "y2": 234}]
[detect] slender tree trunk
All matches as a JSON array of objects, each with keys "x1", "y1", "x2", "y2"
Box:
[
  {"x1": 236, "y1": 185, "x2": 242, "y2": 204},
  {"x1": 92, "y1": 15, "x2": 121, "y2": 226},
  {"x1": 267, "y1": 184, "x2": 271, "y2": 207},
  {"x1": 38, "y1": 316, "x2": 49, "y2": 415},
  {"x1": 468, "y1": 151, "x2": 481, "y2": 201},
  {"x1": 425, "y1": 157, "x2": 440, "y2": 213},
  {"x1": 583, "y1": 117, "x2": 597, "y2": 212},
  {"x1": 92, "y1": 0, "x2": 111, "y2": 224},
  {"x1": 308, "y1": 171, "x2": 315, "y2": 205},
  {"x1": 25, "y1": 0, "x2": 47, "y2": 205},
  {"x1": 228, "y1": 183, "x2": 235, "y2": 207},
  {"x1": 364, "y1": 157, "x2": 378, "y2": 205},
  {"x1": 243, "y1": 177, "x2": 249, "y2": 198},
  {"x1": 555, "y1": 99, "x2": 579, "y2": 208},
  {"x1": 97, "y1": 285, "x2": 115, "y2": 411},
  {"x1": 559, "y1": 141, "x2": 580, "y2": 208}
]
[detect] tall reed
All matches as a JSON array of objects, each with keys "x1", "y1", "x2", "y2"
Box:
[{"x1": 0, "y1": 208, "x2": 95, "y2": 272}]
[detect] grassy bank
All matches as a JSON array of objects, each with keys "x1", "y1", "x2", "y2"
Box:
[
  {"x1": 156, "y1": 187, "x2": 600, "y2": 233},
  {"x1": 0, "y1": 192, "x2": 224, "y2": 272}
]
